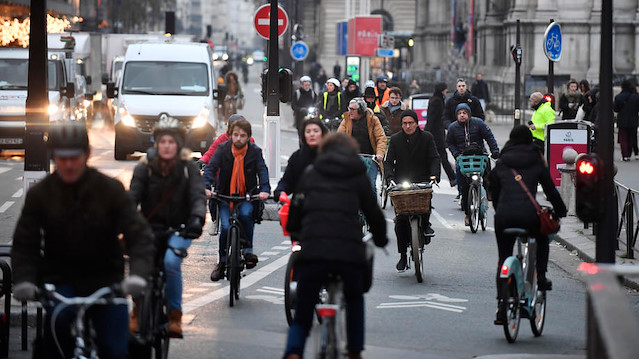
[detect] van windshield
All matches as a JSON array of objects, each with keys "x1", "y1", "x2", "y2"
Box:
[
  {"x1": 0, "y1": 59, "x2": 59, "y2": 91},
  {"x1": 121, "y1": 61, "x2": 209, "y2": 95}
]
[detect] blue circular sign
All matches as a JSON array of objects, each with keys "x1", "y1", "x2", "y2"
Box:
[
  {"x1": 290, "y1": 41, "x2": 309, "y2": 61},
  {"x1": 544, "y1": 22, "x2": 562, "y2": 62}
]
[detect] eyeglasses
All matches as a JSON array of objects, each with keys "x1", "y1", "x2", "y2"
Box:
[{"x1": 401, "y1": 122, "x2": 416, "y2": 126}]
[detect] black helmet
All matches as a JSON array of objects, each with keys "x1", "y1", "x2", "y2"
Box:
[
  {"x1": 47, "y1": 121, "x2": 89, "y2": 157},
  {"x1": 376, "y1": 75, "x2": 388, "y2": 83},
  {"x1": 152, "y1": 115, "x2": 185, "y2": 149}
]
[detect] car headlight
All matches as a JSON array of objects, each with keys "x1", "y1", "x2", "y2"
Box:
[
  {"x1": 247, "y1": 58, "x2": 254, "y2": 65},
  {"x1": 222, "y1": 53, "x2": 229, "y2": 61},
  {"x1": 83, "y1": 99, "x2": 91, "y2": 108},
  {"x1": 118, "y1": 106, "x2": 136, "y2": 127},
  {"x1": 213, "y1": 53, "x2": 219, "y2": 60},
  {"x1": 48, "y1": 104, "x2": 59, "y2": 115},
  {"x1": 192, "y1": 108, "x2": 210, "y2": 128}
]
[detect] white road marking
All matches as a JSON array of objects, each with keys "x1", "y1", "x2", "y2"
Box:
[
  {"x1": 185, "y1": 287, "x2": 210, "y2": 293},
  {"x1": 280, "y1": 240, "x2": 290, "y2": 245},
  {"x1": 183, "y1": 294, "x2": 194, "y2": 299},
  {"x1": 271, "y1": 246, "x2": 289, "y2": 250},
  {"x1": 198, "y1": 282, "x2": 221, "y2": 287},
  {"x1": 376, "y1": 302, "x2": 465, "y2": 313},
  {"x1": 244, "y1": 294, "x2": 284, "y2": 304},
  {"x1": 257, "y1": 288, "x2": 284, "y2": 295},
  {"x1": 100, "y1": 168, "x2": 124, "y2": 178},
  {"x1": 431, "y1": 209, "x2": 454, "y2": 230},
  {"x1": 260, "y1": 251, "x2": 279, "y2": 256},
  {"x1": 16, "y1": 176, "x2": 23, "y2": 181},
  {"x1": 262, "y1": 286, "x2": 284, "y2": 293},
  {"x1": 0, "y1": 167, "x2": 11, "y2": 174},
  {"x1": 0, "y1": 201, "x2": 15, "y2": 213},
  {"x1": 11, "y1": 188, "x2": 23, "y2": 198},
  {"x1": 261, "y1": 257, "x2": 270, "y2": 261}
]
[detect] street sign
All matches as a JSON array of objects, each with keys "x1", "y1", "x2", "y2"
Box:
[
  {"x1": 336, "y1": 21, "x2": 348, "y2": 55},
  {"x1": 347, "y1": 16, "x2": 382, "y2": 57},
  {"x1": 375, "y1": 48, "x2": 394, "y2": 57},
  {"x1": 346, "y1": 56, "x2": 360, "y2": 81},
  {"x1": 290, "y1": 41, "x2": 308, "y2": 61},
  {"x1": 377, "y1": 34, "x2": 395, "y2": 49},
  {"x1": 543, "y1": 22, "x2": 562, "y2": 62},
  {"x1": 254, "y1": 4, "x2": 289, "y2": 40}
]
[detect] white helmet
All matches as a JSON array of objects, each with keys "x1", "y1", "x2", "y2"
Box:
[
  {"x1": 300, "y1": 75, "x2": 312, "y2": 83},
  {"x1": 364, "y1": 80, "x2": 375, "y2": 89},
  {"x1": 327, "y1": 78, "x2": 341, "y2": 87}
]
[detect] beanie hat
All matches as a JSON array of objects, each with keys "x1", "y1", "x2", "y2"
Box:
[
  {"x1": 363, "y1": 87, "x2": 376, "y2": 97},
  {"x1": 509, "y1": 125, "x2": 533, "y2": 145},
  {"x1": 455, "y1": 103, "x2": 471, "y2": 116},
  {"x1": 400, "y1": 109, "x2": 419, "y2": 123}
]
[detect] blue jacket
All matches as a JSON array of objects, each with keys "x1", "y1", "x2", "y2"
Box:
[
  {"x1": 203, "y1": 141, "x2": 270, "y2": 195},
  {"x1": 446, "y1": 117, "x2": 499, "y2": 157}
]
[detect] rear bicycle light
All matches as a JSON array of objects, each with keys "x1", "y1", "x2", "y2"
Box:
[
  {"x1": 316, "y1": 304, "x2": 340, "y2": 318},
  {"x1": 501, "y1": 264, "x2": 509, "y2": 276}
]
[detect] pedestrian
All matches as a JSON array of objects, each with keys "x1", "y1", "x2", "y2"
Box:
[
  {"x1": 558, "y1": 78, "x2": 584, "y2": 120},
  {"x1": 128, "y1": 118, "x2": 207, "y2": 338},
  {"x1": 317, "y1": 78, "x2": 346, "y2": 123},
  {"x1": 291, "y1": 75, "x2": 318, "y2": 131},
  {"x1": 374, "y1": 75, "x2": 390, "y2": 108},
  {"x1": 309, "y1": 62, "x2": 320, "y2": 92},
  {"x1": 425, "y1": 82, "x2": 457, "y2": 187},
  {"x1": 471, "y1": 73, "x2": 491, "y2": 112},
  {"x1": 11, "y1": 121, "x2": 154, "y2": 358},
  {"x1": 614, "y1": 79, "x2": 639, "y2": 161},
  {"x1": 488, "y1": 125, "x2": 567, "y2": 324},
  {"x1": 408, "y1": 79, "x2": 421, "y2": 96},
  {"x1": 344, "y1": 78, "x2": 361, "y2": 104},
  {"x1": 363, "y1": 86, "x2": 390, "y2": 134},
  {"x1": 380, "y1": 86, "x2": 409, "y2": 135},
  {"x1": 443, "y1": 78, "x2": 485, "y2": 127},
  {"x1": 528, "y1": 92, "x2": 556, "y2": 151},
  {"x1": 580, "y1": 80, "x2": 596, "y2": 122},
  {"x1": 333, "y1": 61, "x2": 341, "y2": 79},
  {"x1": 282, "y1": 133, "x2": 388, "y2": 359},
  {"x1": 315, "y1": 68, "x2": 328, "y2": 92}
]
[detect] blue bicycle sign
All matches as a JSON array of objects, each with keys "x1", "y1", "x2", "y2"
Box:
[
  {"x1": 290, "y1": 41, "x2": 309, "y2": 61},
  {"x1": 543, "y1": 22, "x2": 562, "y2": 62}
]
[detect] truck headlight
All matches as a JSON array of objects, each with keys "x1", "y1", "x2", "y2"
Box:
[
  {"x1": 48, "y1": 104, "x2": 59, "y2": 115},
  {"x1": 118, "y1": 107, "x2": 136, "y2": 127},
  {"x1": 192, "y1": 108, "x2": 210, "y2": 128}
]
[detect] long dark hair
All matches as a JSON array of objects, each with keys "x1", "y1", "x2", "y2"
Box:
[{"x1": 621, "y1": 79, "x2": 638, "y2": 94}]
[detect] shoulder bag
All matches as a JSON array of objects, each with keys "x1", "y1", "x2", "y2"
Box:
[{"x1": 510, "y1": 168, "x2": 560, "y2": 235}]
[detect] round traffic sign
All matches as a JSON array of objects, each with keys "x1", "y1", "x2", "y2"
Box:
[
  {"x1": 290, "y1": 41, "x2": 309, "y2": 61},
  {"x1": 544, "y1": 22, "x2": 562, "y2": 62},
  {"x1": 254, "y1": 4, "x2": 289, "y2": 40}
]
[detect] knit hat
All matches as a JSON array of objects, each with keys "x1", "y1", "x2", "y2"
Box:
[
  {"x1": 363, "y1": 87, "x2": 376, "y2": 98},
  {"x1": 455, "y1": 103, "x2": 471, "y2": 116},
  {"x1": 400, "y1": 109, "x2": 419, "y2": 123},
  {"x1": 509, "y1": 125, "x2": 533, "y2": 145}
]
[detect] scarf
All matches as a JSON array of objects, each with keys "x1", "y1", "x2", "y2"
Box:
[{"x1": 230, "y1": 144, "x2": 248, "y2": 205}]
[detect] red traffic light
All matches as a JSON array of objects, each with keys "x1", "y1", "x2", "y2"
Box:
[
  {"x1": 544, "y1": 95, "x2": 553, "y2": 103},
  {"x1": 577, "y1": 160, "x2": 595, "y2": 175}
]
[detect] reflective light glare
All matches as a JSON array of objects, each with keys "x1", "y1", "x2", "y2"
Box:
[
  {"x1": 247, "y1": 58, "x2": 254, "y2": 65},
  {"x1": 0, "y1": 15, "x2": 71, "y2": 47},
  {"x1": 192, "y1": 108, "x2": 210, "y2": 128},
  {"x1": 83, "y1": 99, "x2": 91, "y2": 108},
  {"x1": 578, "y1": 160, "x2": 595, "y2": 175},
  {"x1": 471, "y1": 175, "x2": 479, "y2": 181},
  {"x1": 47, "y1": 104, "x2": 59, "y2": 115},
  {"x1": 401, "y1": 181, "x2": 410, "y2": 189},
  {"x1": 121, "y1": 112, "x2": 135, "y2": 127},
  {"x1": 578, "y1": 262, "x2": 599, "y2": 275}
]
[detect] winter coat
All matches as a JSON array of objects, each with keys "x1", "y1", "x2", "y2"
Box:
[
  {"x1": 559, "y1": 90, "x2": 583, "y2": 120},
  {"x1": 384, "y1": 128, "x2": 441, "y2": 183},
  {"x1": 443, "y1": 90, "x2": 485, "y2": 127},
  {"x1": 530, "y1": 101, "x2": 556, "y2": 141},
  {"x1": 424, "y1": 91, "x2": 446, "y2": 149},
  {"x1": 12, "y1": 168, "x2": 154, "y2": 296},
  {"x1": 446, "y1": 117, "x2": 500, "y2": 157},
  {"x1": 488, "y1": 143, "x2": 567, "y2": 234},
  {"x1": 200, "y1": 134, "x2": 255, "y2": 164},
  {"x1": 471, "y1": 80, "x2": 490, "y2": 102},
  {"x1": 129, "y1": 149, "x2": 208, "y2": 229},
  {"x1": 203, "y1": 141, "x2": 271, "y2": 195},
  {"x1": 614, "y1": 90, "x2": 639, "y2": 128},
  {"x1": 366, "y1": 101, "x2": 390, "y2": 134},
  {"x1": 291, "y1": 88, "x2": 317, "y2": 117},
  {"x1": 338, "y1": 109, "x2": 387, "y2": 158},
  {"x1": 317, "y1": 90, "x2": 346, "y2": 119},
  {"x1": 380, "y1": 100, "x2": 409, "y2": 135},
  {"x1": 274, "y1": 144, "x2": 318, "y2": 200},
  {"x1": 344, "y1": 82, "x2": 361, "y2": 104},
  {"x1": 286, "y1": 144, "x2": 387, "y2": 264}
]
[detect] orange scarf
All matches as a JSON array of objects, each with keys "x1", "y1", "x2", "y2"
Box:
[{"x1": 230, "y1": 144, "x2": 248, "y2": 202}]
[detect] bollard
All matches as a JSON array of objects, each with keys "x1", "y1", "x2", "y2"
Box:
[{"x1": 559, "y1": 148, "x2": 578, "y2": 216}]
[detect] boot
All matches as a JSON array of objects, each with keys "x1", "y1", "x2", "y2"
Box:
[
  {"x1": 494, "y1": 299, "x2": 506, "y2": 325},
  {"x1": 129, "y1": 299, "x2": 139, "y2": 333},
  {"x1": 396, "y1": 253, "x2": 408, "y2": 272},
  {"x1": 168, "y1": 309, "x2": 183, "y2": 338}
]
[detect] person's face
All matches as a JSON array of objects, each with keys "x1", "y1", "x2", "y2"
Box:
[
  {"x1": 364, "y1": 96, "x2": 375, "y2": 104},
  {"x1": 569, "y1": 83, "x2": 578, "y2": 92},
  {"x1": 456, "y1": 81, "x2": 467, "y2": 95},
  {"x1": 476, "y1": 74, "x2": 482, "y2": 81},
  {"x1": 401, "y1": 116, "x2": 418, "y2": 135},
  {"x1": 326, "y1": 83, "x2": 336, "y2": 92},
  {"x1": 54, "y1": 152, "x2": 89, "y2": 184},
  {"x1": 348, "y1": 84, "x2": 356, "y2": 92},
  {"x1": 347, "y1": 103, "x2": 361, "y2": 119},
  {"x1": 456, "y1": 110, "x2": 470, "y2": 123},
  {"x1": 389, "y1": 92, "x2": 401, "y2": 106},
  {"x1": 231, "y1": 127, "x2": 249, "y2": 148},
  {"x1": 442, "y1": 88, "x2": 449, "y2": 95},
  {"x1": 304, "y1": 124, "x2": 322, "y2": 147},
  {"x1": 342, "y1": 79, "x2": 349, "y2": 88},
  {"x1": 301, "y1": 81, "x2": 311, "y2": 91},
  {"x1": 157, "y1": 135, "x2": 178, "y2": 160},
  {"x1": 377, "y1": 81, "x2": 387, "y2": 90}
]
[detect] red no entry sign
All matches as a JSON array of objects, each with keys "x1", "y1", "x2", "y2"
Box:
[{"x1": 254, "y1": 4, "x2": 289, "y2": 40}]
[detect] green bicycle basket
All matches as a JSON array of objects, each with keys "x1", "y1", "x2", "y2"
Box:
[{"x1": 457, "y1": 155, "x2": 488, "y2": 177}]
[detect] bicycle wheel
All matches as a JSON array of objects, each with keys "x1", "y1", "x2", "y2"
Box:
[
  {"x1": 530, "y1": 281, "x2": 547, "y2": 337},
  {"x1": 410, "y1": 217, "x2": 423, "y2": 283},
  {"x1": 469, "y1": 183, "x2": 480, "y2": 233},
  {"x1": 503, "y1": 276, "x2": 521, "y2": 343},
  {"x1": 380, "y1": 176, "x2": 389, "y2": 209},
  {"x1": 284, "y1": 251, "x2": 299, "y2": 326},
  {"x1": 228, "y1": 226, "x2": 240, "y2": 307},
  {"x1": 153, "y1": 291, "x2": 170, "y2": 359},
  {"x1": 480, "y1": 187, "x2": 488, "y2": 231}
]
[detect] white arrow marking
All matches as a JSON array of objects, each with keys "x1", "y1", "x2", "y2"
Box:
[{"x1": 245, "y1": 294, "x2": 284, "y2": 305}]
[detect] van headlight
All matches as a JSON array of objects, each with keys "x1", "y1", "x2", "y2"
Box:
[
  {"x1": 48, "y1": 104, "x2": 59, "y2": 115},
  {"x1": 118, "y1": 106, "x2": 136, "y2": 127},
  {"x1": 192, "y1": 108, "x2": 210, "y2": 128}
]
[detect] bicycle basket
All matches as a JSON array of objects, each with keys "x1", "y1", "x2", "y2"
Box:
[
  {"x1": 457, "y1": 155, "x2": 488, "y2": 177},
  {"x1": 389, "y1": 188, "x2": 432, "y2": 215}
]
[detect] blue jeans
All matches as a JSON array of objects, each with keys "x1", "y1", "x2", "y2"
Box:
[
  {"x1": 43, "y1": 284, "x2": 128, "y2": 359},
  {"x1": 165, "y1": 234, "x2": 192, "y2": 311},
  {"x1": 218, "y1": 201, "x2": 255, "y2": 262}
]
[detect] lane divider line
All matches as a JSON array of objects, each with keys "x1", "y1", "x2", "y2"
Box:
[
  {"x1": 0, "y1": 201, "x2": 14, "y2": 213},
  {"x1": 431, "y1": 209, "x2": 454, "y2": 230},
  {"x1": 11, "y1": 188, "x2": 23, "y2": 198}
]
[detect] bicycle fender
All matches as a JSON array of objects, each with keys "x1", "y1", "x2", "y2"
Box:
[{"x1": 500, "y1": 257, "x2": 522, "y2": 280}]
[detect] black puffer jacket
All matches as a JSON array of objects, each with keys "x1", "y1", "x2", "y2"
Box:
[
  {"x1": 274, "y1": 144, "x2": 317, "y2": 200},
  {"x1": 286, "y1": 144, "x2": 387, "y2": 264},
  {"x1": 442, "y1": 90, "x2": 484, "y2": 126},
  {"x1": 488, "y1": 143, "x2": 567, "y2": 233},
  {"x1": 12, "y1": 168, "x2": 154, "y2": 296},
  {"x1": 129, "y1": 150, "x2": 207, "y2": 229},
  {"x1": 614, "y1": 90, "x2": 639, "y2": 128},
  {"x1": 384, "y1": 129, "x2": 441, "y2": 183}
]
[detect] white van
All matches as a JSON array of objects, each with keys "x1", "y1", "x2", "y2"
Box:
[{"x1": 107, "y1": 42, "x2": 218, "y2": 160}]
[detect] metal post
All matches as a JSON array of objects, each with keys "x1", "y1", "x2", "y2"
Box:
[
  {"x1": 265, "y1": 0, "x2": 281, "y2": 181},
  {"x1": 597, "y1": 0, "x2": 616, "y2": 263},
  {"x1": 547, "y1": 19, "x2": 554, "y2": 107},
  {"x1": 514, "y1": 20, "x2": 521, "y2": 126},
  {"x1": 25, "y1": 0, "x2": 50, "y2": 195}
]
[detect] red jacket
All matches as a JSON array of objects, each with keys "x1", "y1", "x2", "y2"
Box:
[{"x1": 201, "y1": 133, "x2": 255, "y2": 164}]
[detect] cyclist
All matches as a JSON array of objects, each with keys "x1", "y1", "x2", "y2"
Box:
[
  {"x1": 283, "y1": 133, "x2": 388, "y2": 359},
  {"x1": 337, "y1": 97, "x2": 387, "y2": 194},
  {"x1": 222, "y1": 71, "x2": 244, "y2": 119},
  {"x1": 317, "y1": 77, "x2": 346, "y2": 120},
  {"x1": 446, "y1": 103, "x2": 500, "y2": 226},
  {"x1": 488, "y1": 125, "x2": 567, "y2": 324},
  {"x1": 379, "y1": 86, "x2": 409, "y2": 135},
  {"x1": 11, "y1": 121, "x2": 154, "y2": 359},
  {"x1": 384, "y1": 110, "x2": 441, "y2": 271},
  {"x1": 374, "y1": 75, "x2": 390, "y2": 108},
  {"x1": 128, "y1": 117, "x2": 207, "y2": 338},
  {"x1": 291, "y1": 75, "x2": 317, "y2": 132},
  {"x1": 204, "y1": 119, "x2": 270, "y2": 281}
]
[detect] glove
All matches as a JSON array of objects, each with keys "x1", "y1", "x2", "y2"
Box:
[
  {"x1": 273, "y1": 190, "x2": 281, "y2": 202},
  {"x1": 491, "y1": 152, "x2": 500, "y2": 160},
  {"x1": 13, "y1": 282, "x2": 38, "y2": 302},
  {"x1": 122, "y1": 275, "x2": 147, "y2": 297},
  {"x1": 196, "y1": 159, "x2": 206, "y2": 170},
  {"x1": 183, "y1": 216, "x2": 204, "y2": 239}
]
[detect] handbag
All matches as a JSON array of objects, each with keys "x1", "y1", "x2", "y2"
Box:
[{"x1": 510, "y1": 168, "x2": 560, "y2": 235}]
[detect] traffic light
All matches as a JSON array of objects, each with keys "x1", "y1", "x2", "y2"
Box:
[
  {"x1": 544, "y1": 93, "x2": 555, "y2": 110},
  {"x1": 575, "y1": 153, "x2": 602, "y2": 222},
  {"x1": 261, "y1": 69, "x2": 268, "y2": 103},
  {"x1": 278, "y1": 68, "x2": 293, "y2": 103}
]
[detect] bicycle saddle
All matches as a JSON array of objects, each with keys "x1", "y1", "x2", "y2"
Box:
[{"x1": 502, "y1": 228, "x2": 529, "y2": 237}]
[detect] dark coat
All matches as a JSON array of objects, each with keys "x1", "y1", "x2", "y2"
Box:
[
  {"x1": 11, "y1": 168, "x2": 154, "y2": 296},
  {"x1": 471, "y1": 80, "x2": 490, "y2": 102},
  {"x1": 129, "y1": 151, "x2": 207, "y2": 229},
  {"x1": 446, "y1": 117, "x2": 500, "y2": 157},
  {"x1": 488, "y1": 143, "x2": 567, "y2": 234},
  {"x1": 425, "y1": 91, "x2": 446, "y2": 149},
  {"x1": 443, "y1": 90, "x2": 484, "y2": 127},
  {"x1": 380, "y1": 100, "x2": 409, "y2": 135},
  {"x1": 286, "y1": 145, "x2": 387, "y2": 264},
  {"x1": 291, "y1": 88, "x2": 317, "y2": 116},
  {"x1": 384, "y1": 129, "x2": 441, "y2": 183},
  {"x1": 274, "y1": 144, "x2": 317, "y2": 199},
  {"x1": 559, "y1": 91, "x2": 584, "y2": 120},
  {"x1": 317, "y1": 90, "x2": 346, "y2": 119},
  {"x1": 203, "y1": 141, "x2": 271, "y2": 195},
  {"x1": 614, "y1": 90, "x2": 639, "y2": 128}
]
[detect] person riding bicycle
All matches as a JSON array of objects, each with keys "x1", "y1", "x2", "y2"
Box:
[
  {"x1": 283, "y1": 133, "x2": 388, "y2": 359},
  {"x1": 204, "y1": 119, "x2": 270, "y2": 281},
  {"x1": 488, "y1": 125, "x2": 567, "y2": 325},
  {"x1": 317, "y1": 77, "x2": 346, "y2": 120},
  {"x1": 384, "y1": 110, "x2": 441, "y2": 271},
  {"x1": 222, "y1": 71, "x2": 244, "y2": 119},
  {"x1": 128, "y1": 117, "x2": 207, "y2": 338},
  {"x1": 338, "y1": 97, "x2": 387, "y2": 194},
  {"x1": 446, "y1": 103, "x2": 500, "y2": 226},
  {"x1": 11, "y1": 121, "x2": 154, "y2": 359},
  {"x1": 291, "y1": 75, "x2": 317, "y2": 132}
]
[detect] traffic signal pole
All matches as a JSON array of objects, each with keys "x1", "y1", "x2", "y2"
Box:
[
  {"x1": 596, "y1": 0, "x2": 615, "y2": 263},
  {"x1": 547, "y1": 19, "x2": 554, "y2": 106},
  {"x1": 265, "y1": 0, "x2": 281, "y2": 181}
]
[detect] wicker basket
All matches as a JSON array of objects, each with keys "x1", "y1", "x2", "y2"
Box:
[{"x1": 389, "y1": 188, "x2": 433, "y2": 215}]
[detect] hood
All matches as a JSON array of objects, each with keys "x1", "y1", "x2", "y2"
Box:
[
  {"x1": 314, "y1": 146, "x2": 366, "y2": 179},
  {"x1": 564, "y1": 90, "x2": 582, "y2": 102},
  {"x1": 499, "y1": 143, "x2": 541, "y2": 169},
  {"x1": 120, "y1": 95, "x2": 209, "y2": 116}
]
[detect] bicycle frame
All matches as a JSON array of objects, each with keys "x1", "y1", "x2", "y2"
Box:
[
  {"x1": 500, "y1": 235, "x2": 537, "y2": 316},
  {"x1": 316, "y1": 276, "x2": 345, "y2": 359}
]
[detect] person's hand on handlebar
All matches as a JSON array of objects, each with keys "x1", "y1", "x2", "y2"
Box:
[
  {"x1": 376, "y1": 154, "x2": 383, "y2": 163},
  {"x1": 205, "y1": 189, "x2": 213, "y2": 199},
  {"x1": 258, "y1": 192, "x2": 270, "y2": 201},
  {"x1": 491, "y1": 152, "x2": 500, "y2": 160}
]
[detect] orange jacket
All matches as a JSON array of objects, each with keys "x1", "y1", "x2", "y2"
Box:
[{"x1": 374, "y1": 87, "x2": 390, "y2": 108}]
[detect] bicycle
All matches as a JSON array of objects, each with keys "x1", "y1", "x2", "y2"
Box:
[
  {"x1": 358, "y1": 153, "x2": 386, "y2": 208},
  {"x1": 211, "y1": 192, "x2": 263, "y2": 307},
  {"x1": 457, "y1": 154, "x2": 490, "y2": 233},
  {"x1": 37, "y1": 284, "x2": 129, "y2": 359},
  {"x1": 314, "y1": 274, "x2": 346, "y2": 359},
  {"x1": 388, "y1": 181, "x2": 434, "y2": 283},
  {"x1": 322, "y1": 117, "x2": 342, "y2": 132},
  {"x1": 499, "y1": 228, "x2": 547, "y2": 343}
]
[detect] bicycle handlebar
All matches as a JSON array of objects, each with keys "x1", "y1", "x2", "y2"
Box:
[
  {"x1": 210, "y1": 193, "x2": 266, "y2": 203},
  {"x1": 37, "y1": 284, "x2": 128, "y2": 307}
]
